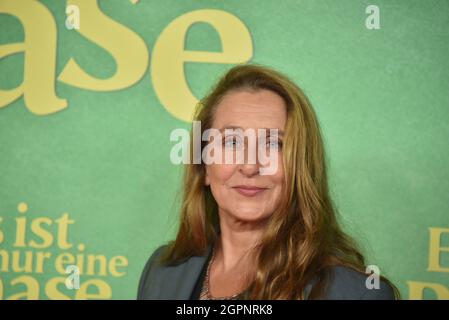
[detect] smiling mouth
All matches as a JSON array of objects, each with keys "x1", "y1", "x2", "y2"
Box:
[{"x1": 232, "y1": 185, "x2": 268, "y2": 197}]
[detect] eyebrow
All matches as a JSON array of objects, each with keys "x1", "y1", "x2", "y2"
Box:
[{"x1": 218, "y1": 125, "x2": 284, "y2": 136}]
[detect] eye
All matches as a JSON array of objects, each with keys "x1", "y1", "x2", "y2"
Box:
[
  {"x1": 266, "y1": 139, "x2": 283, "y2": 150},
  {"x1": 224, "y1": 136, "x2": 242, "y2": 148}
]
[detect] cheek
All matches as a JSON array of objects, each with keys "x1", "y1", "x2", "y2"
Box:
[
  {"x1": 270, "y1": 160, "x2": 285, "y2": 194},
  {"x1": 272, "y1": 156, "x2": 285, "y2": 183},
  {"x1": 206, "y1": 164, "x2": 236, "y2": 186}
]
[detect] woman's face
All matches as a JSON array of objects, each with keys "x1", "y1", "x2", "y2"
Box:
[{"x1": 205, "y1": 89, "x2": 287, "y2": 223}]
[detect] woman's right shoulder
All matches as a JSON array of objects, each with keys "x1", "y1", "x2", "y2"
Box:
[
  {"x1": 137, "y1": 244, "x2": 170, "y2": 299},
  {"x1": 147, "y1": 244, "x2": 170, "y2": 265}
]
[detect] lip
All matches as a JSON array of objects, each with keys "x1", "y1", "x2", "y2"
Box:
[{"x1": 232, "y1": 185, "x2": 268, "y2": 197}]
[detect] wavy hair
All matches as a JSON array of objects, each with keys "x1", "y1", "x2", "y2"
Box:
[{"x1": 161, "y1": 63, "x2": 399, "y2": 299}]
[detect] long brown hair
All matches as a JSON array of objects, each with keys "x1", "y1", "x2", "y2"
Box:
[{"x1": 161, "y1": 63, "x2": 399, "y2": 299}]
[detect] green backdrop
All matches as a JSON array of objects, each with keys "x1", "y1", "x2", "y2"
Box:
[{"x1": 0, "y1": 0, "x2": 448, "y2": 299}]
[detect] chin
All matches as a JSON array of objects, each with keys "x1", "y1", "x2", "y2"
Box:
[{"x1": 229, "y1": 208, "x2": 272, "y2": 223}]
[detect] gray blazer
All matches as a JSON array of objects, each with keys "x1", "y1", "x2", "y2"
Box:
[{"x1": 137, "y1": 244, "x2": 396, "y2": 300}]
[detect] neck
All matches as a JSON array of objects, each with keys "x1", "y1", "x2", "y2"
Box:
[{"x1": 214, "y1": 211, "x2": 268, "y2": 272}]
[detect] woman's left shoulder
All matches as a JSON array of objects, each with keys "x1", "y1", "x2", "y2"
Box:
[{"x1": 322, "y1": 265, "x2": 396, "y2": 300}]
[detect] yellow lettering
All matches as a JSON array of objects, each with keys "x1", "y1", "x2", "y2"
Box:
[
  {"x1": 109, "y1": 256, "x2": 128, "y2": 277},
  {"x1": 45, "y1": 277, "x2": 71, "y2": 300},
  {"x1": 0, "y1": 217, "x2": 4, "y2": 244},
  {"x1": 76, "y1": 279, "x2": 112, "y2": 300},
  {"x1": 0, "y1": 249, "x2": 9, "y2": 272},
  {"x1": 408, "y1": 281, "x2": 449, "y2": 300},
  {"x1": 86, "y1": 255, "x2": 107, "y2": 276},
  {"x1": 428, "y1": 227, "x2": 449, "y2": 272},
  {"x1": 35, "y1": 252, "x2": 52, "y2": 274},
  {"x1": 7, "y1": 275, "x2": 39, "y2": 300},
  {"x1": 14, "y1": 215, "x2": 26, "y2": 247},
  {"x1": 29, "y1": 217, "x2": 53, "y2": 249},
  {"x1": 55, "y1": 213, "x2": 74, "y2": 249},
  {"x1": 58, "y1": 0, "x2": 149, "y2": 91},
  {"x1": 152, "y1": 9, "x2": 253, "y2": 121},
  {"x1": 0, "y1": 0, "x2": 67, "y2": 115},
  {"x1": 55, "y1": 252, "x2": 75, "y2": 275},
  {"x1": 11, "y1": 250, "x2": 33, "y2": 273}
]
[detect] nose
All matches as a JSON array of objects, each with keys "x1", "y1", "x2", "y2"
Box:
[
  {"x1": 237, "y1": 138, "x2": 263, "y2": 177},
  {"x1": 239, "y1": 162, "x2": 260, "y2": 177}
]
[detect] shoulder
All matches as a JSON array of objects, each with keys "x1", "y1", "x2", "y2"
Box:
[
  {"x1": 137, "y1": 244, "x2": 210, "y2": 299},
  {"x1": 319, "y1": 265, "x2": 396, "y2": 300},
  {"x1": 137, "y1": 244, "x2": 169, "y2": 300}
]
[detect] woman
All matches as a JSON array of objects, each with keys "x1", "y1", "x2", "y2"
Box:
[{"x1": 137, "y1": 64, "x2": 399, "y2": 300}]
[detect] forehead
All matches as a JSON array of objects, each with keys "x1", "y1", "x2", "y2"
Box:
[{"x1": 211, "y1": 89, "x2": 287, "y2": 130}]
